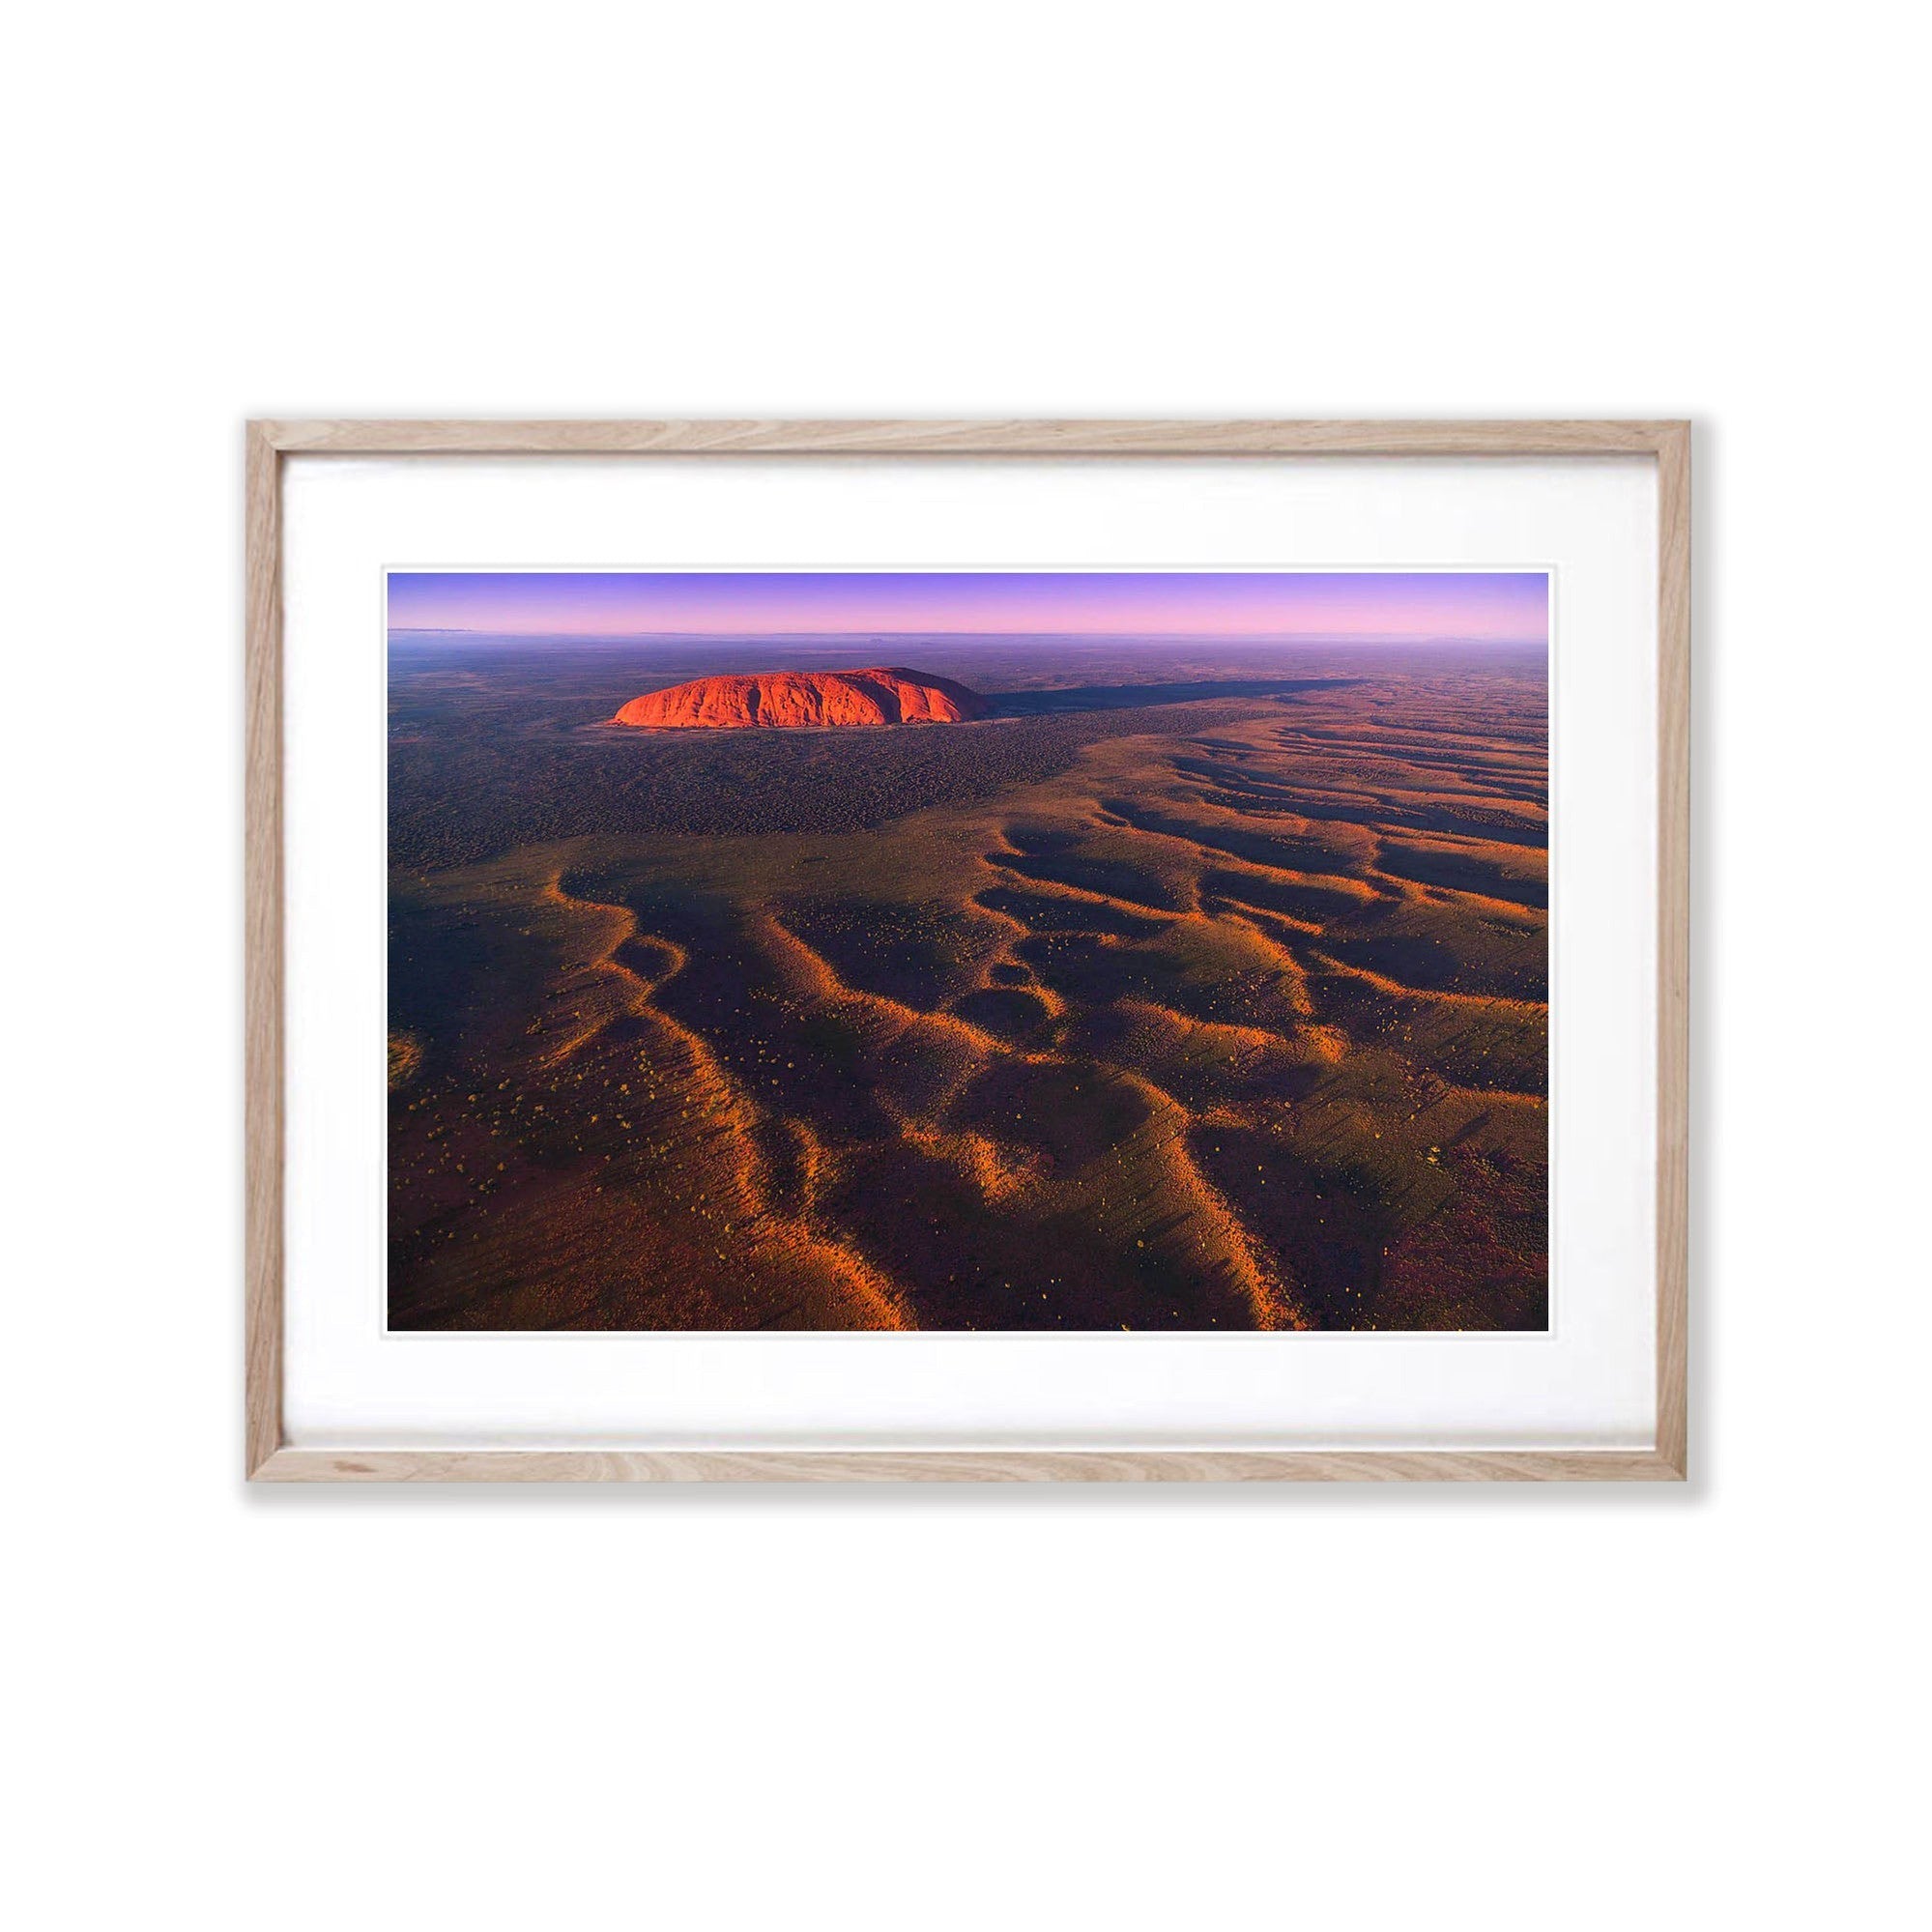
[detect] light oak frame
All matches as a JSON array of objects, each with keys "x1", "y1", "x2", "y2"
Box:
[{"x1": 246, "y1": 419, "x2": 1689, "y2": 1483}]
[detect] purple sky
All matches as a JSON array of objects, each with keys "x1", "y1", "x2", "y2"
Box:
[{"x1": 387, "y1": 571, "x2": 1546, "y2": 643}]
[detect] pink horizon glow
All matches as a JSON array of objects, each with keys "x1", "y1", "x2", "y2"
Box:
[{"x1": 388, "y1": 571, "x2": 1548, "y2": 644}]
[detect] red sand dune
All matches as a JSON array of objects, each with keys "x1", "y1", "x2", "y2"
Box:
[{"x1": 612, "y1": 667, "x2": 990, "y2": 730}]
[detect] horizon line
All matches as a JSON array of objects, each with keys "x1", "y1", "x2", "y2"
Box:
[{"x1": 387, "y1": 625, "x2": 1544, "y2": 645}]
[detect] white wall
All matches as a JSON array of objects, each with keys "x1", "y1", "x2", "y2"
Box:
[{"x1": 10, "y1": 5, "x2": 1924, "y2": 1929}]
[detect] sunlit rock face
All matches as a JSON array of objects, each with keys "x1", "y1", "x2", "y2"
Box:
[{"x1": 612, "y1": 667, "x2": 990, "y2": 729}]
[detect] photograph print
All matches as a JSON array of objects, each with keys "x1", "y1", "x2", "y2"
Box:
[{"x1": 388, "y1": 569, "x2": 1549, "y2": 1332}]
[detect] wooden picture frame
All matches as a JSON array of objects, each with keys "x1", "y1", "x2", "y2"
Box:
[{"x1": 246, "y1": 418, "x2": 1688, "y2": 1483}]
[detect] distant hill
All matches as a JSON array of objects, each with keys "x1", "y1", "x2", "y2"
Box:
[{"x1": 611, "y1": 666, "x2": 990, "y2": 729}]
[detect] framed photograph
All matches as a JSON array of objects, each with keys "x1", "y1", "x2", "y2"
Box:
[{"x1": 246, "y1": 419, "x2": 1688, "y2": 1482}]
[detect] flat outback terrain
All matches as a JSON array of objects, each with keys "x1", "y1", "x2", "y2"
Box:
[{"x1": 389, "y1": 635, "x2": 1548, "y2": 1331}]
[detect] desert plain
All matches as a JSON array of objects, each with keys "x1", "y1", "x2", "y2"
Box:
[{"x1": 389, "y1": 634, "x2": 1547, "y2": 1330}]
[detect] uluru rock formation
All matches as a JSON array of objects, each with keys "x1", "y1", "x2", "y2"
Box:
[{"x1": 612, "y1": 666, "x2": 990, "y2": 730}]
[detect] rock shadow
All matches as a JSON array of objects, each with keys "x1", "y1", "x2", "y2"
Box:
[{"x1": 986, "y1": 678, "x2": 1364, "y2": 715}]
